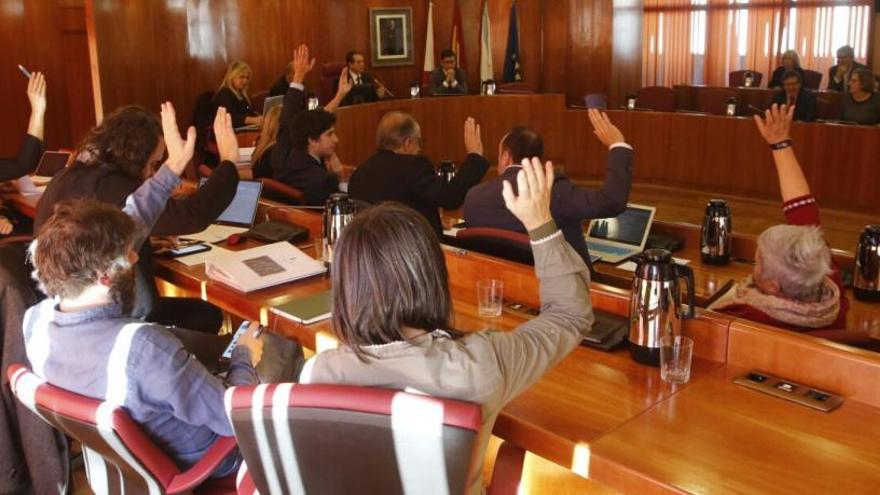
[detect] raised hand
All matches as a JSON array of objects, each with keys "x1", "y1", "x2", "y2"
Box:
[
  {"x1": 502, "y1": 157, "x2": 555, "y2": 231},
  {"x1": 463, "y1": 117, "x2": 483, "y2": 156},
  {"x1": 214, "y1": 107, "x2": 240, "y2": 164},
  {"x1": 337, "y1": 67, "x2": 353, "y2": 96},
  {"x1": 292, "y1": 44, "x2": 316, "y2": 84},
  {"x1": 588, "y1": 109, "x2": 625, "y2": 147},
  {"x1": 753, "y1": 103, "x2": 794, "y2": 144},
  {"x1": 160, "y1": 102, "x2": 196, "y2": 176},
  {"x1": 0, "y1": 216, "x2": 12, "y2": 236},
  {"x1": 26, "y1": 72, "x2": 47, "y2": 115}
]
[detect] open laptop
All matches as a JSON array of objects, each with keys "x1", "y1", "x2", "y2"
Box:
[
  {"x1": 262, "y1": 95, "x2": 283, "y2": 115},
  {"x1": 187, "y1": 179, "x2": 264, "y2": 243},
  {"x1": 585, "y1": 203, "x2": 656, "y2": 263},
  {"x1": 34, "y1": 151, "x2": 71, "y2": 178}
]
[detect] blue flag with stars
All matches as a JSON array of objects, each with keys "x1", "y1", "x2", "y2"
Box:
[{"x1": 503, "y1": 1, "x2": 522, "y2": 82}]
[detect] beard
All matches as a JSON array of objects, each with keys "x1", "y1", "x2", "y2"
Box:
[{"x1": 108, "y1": 267, "x2": 136, "y2": 313}]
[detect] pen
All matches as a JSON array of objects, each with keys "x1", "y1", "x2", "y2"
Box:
[{"x1": 17, "y1": 64, "x2": 32, "y2": 79}]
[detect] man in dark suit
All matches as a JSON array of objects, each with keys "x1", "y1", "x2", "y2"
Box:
[
  {"x1": 348, "y1": 112, "x2": 489, "y2": 235},
  {"x1": 430, "y1": 49, "x2": 468, "y2": 95},
  {"x1": 462, "y1": 110, "x2": 634, "y2": 266},
  {"x1": 828, "y1": 45, "x2": 868, "y2": 92},
  {"x1": 332, "y1": 51, "x2": 389, "y2": 106},
  {"x1": 773, "y1": 70, "x2": 817, "y2": 122},
  {"x1": 272, "y1": 44, "x2": 354, "y2": 205}
]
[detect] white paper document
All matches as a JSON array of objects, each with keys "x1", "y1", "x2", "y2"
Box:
[
  {"x1": 186, "y1": 224, "x2": 249, "y2": 244},
  {"x1": 206, "y1": 242, "x2": 326, "y2": 292}
]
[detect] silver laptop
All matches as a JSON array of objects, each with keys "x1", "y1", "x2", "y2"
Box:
[
  {"x1": 585, "y1": 203, "x2": 657, "y2": 263},
  {"x1": 187, "y1": 180, "x2": 264, "y2": 243},
  {"x1": 262, "y1": 95, "x2": 284, "y2": 115}
]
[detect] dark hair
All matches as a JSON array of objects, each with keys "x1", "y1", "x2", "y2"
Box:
[
  {"x1": 330, "y1": 203, "x2": 458, "y2": 361},
  {"x1": 502, "y1": 127, "x2": 544, "y2": 163},
  {"x1": 440, "y1": 49, "x2": 456, "y2": 60},
  {"x1": 291, "y1": 109, "x2": 337, "y2": 151},
  {"x1": 345, "y1": 51, "x2": 362, "y2": 64},
  {"x1": 75, "y1": 106, "x2": 162, "y2": 181},
  {"x1": 31, "y1": 199, "x2": 135, "y2": 299},
  {"x1": 781, "y1": 70, "x2": 802, "y2": 84},
  {"x1": 852, "y1": 69, "x2": 876, "y2": 93}
]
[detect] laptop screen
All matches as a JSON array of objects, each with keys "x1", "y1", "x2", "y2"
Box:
[
  {"x1": 35, "y1": 151, "x2": 71, "y2": 177},
  {"x1": 587, "y1": 206, "x2": 654, "y2": 247},
  {"x1": 202, "y1": 179, "x2": 263, "y2": 227}
]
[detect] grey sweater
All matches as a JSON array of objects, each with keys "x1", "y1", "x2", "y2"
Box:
[{"x1": 300, "y1": 228, "x2": 594, "y2": 494}]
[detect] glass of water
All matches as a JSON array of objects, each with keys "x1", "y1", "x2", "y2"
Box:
[
  {"x1": 477, "y1": 280, "x2": 504, "y2": 317},
  {"x1": 660, "y1": 335, "x2": 694, "y2": 384}
]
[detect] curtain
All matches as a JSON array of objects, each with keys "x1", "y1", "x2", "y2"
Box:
[{"x1": 643, "y1": 0, "x2": 873, "y2": 87}]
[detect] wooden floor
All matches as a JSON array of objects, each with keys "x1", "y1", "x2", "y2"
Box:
[{"x1": 580, "y1": 181, "x2": 877, "y2": 253}]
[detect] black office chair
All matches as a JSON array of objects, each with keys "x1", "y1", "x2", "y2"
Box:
[{"x1": 453, "y1": 227, "x2": 534, "y2": 266}]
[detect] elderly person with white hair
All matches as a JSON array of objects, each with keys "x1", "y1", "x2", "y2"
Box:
[
  {"x1": 828, "y1": 45, "x2": 868, "y2": 92},
  {"x1": 769, "y1": 50, "x2": 806, "y2": 89},
  {"x1": 710, "y1": 104, "x2": 848, "y2": 331}
]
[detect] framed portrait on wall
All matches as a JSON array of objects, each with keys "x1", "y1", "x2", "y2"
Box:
[{"x1": 369, "y1": 7, "x2": 414, "y2": 67}]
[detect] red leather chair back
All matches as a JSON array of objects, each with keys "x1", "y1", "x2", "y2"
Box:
[
  {"x1": 7, "y1": 364, "x2": 236, "y2": 495},
  {"x1": 636, "y1": 86, "x2": 677, "y2": 112},
  {"x1": 259, "y1": 178, "x2": 306, "y2": 205},
  {"x1": 697, "y1": 88, "x2": 739, "y2": 115},
  {"x1": 454, "y1": 227, "x2": 534, "y2": 266},
  {"x1": 729, "y1": 70, "x2": 764, "y2": 87},
  {"x1": 225, "y1": 383, "x2": 482, "y2": 495},
  {"x1": 496, "y1": 82, "x2": 537, "y2": 94},
  {"x1": 320, "y1": 62, "x2": 346, "y2": 105},
  {"x1": 802, "y1": 70, "x2": 823, "y2": 90}
]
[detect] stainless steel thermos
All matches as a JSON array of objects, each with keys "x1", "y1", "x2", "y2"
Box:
[
  {"x1": 853, "y1": 225, "x2": 880, "y2": 302},
  {"x1": 322, "y1": 193, "x2": 356, "y2": 263},
  {"x1": 701, "y1": 199, "x2": 732, "y2": 265}
]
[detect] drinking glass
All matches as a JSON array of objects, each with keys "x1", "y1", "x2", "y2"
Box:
[
  {"x1": 660, "y1": 335, "x2": 694, "y2": 384},
  {"x1": 477, "y1": 280, "x2": 504, "y2": 317}
]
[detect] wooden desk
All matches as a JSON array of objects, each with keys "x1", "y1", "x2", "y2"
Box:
[
  {"x1": 150, "y1": 207, "x2": 880, "y2": 493},
  {"x1": 673, "y1": 84, "x2": 843, "y2": 117}
]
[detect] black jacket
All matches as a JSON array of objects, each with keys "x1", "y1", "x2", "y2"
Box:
[
  {"x1": 772, "y1": 89, "x2": 817, "y2": 122},
  {"x1": 349, "y1": 150, "x2": 489, "y2": 234},
  {"x1": 0, "y1": 134, "x2": 43, "y2": 182},
  {"x1": 213, "y1": 87, "x2": 257, "y2": 128},
  {"x1": 270, "y1": 85, "x2": 339, "y2": 205},
  {"x1": 463, "y1": 147, "x2": 634, "y2": 265},
  {"x1": 268, "y1": 76, "x2": 290, "y2": 98}
]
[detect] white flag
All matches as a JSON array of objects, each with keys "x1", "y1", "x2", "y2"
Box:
[
  {"x1": 479, "y1": 0, "x2": 494, "y2": 82},
  {"x1": 422, "y1": 1, "x2": 435, "y2": 84}
]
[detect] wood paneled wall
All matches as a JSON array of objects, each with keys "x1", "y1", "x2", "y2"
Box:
[
  {"x1": 0, "y1": 0, "x2": 95, "y2": 155},
  {"x1": 85, "y1": 0, "x2": 642, "y2": 127}
]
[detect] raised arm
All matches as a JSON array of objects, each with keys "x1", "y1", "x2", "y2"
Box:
[
  {"x1": 754, "y1": 104, "x2": 810, "y2": 201},
  {"x1": 26, "y1": 72, "x2": 46, "y2": 141},
  {"x1": 488, "y1": 157, "x2": 593, "y2": 404},
  {"x1": 121, "y1": 102, "x2": 194, "y2": 247},
  {"x1": 324, "y1": 67, "x2": 353, "y2": 113},
  {"x1": 412, "y1": 117, "x2": 488, "y2": 208}
]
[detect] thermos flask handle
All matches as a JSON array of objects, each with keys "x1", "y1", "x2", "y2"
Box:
[{"x1": 675, "y1": 263, "x2": 696, "y2": 319}]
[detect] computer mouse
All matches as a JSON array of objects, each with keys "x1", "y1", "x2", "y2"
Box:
[{"x1": 227, "y1": 233, "x2": 245, "y2": 246}]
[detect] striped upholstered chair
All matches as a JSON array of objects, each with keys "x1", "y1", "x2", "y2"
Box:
[
  {"x1": 6, "y1": 364, "x2": 238, "y2": 494},
  {"x1": 225, "y1": 383, "x2": 522, "y2": 495}
]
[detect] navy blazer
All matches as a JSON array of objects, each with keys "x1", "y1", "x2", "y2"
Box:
[
  {"x1": 462, "y1": 147, "x2": 634, "y2": 265},
  {"x1": 349, "y1": 150, "x2": 489, "y2": 235}
]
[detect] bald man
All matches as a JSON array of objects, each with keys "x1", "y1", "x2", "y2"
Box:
[{"x1": 348, "y1": 111, "x2": 489, "y2": 234}]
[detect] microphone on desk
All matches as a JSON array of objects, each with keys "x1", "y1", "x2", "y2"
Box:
[
  {"x1": 746, "y1": 104, "x2": 765, "y2": 115},
  {"x1": 375, "y1": 78, "x2": 395, "y2": 98}
]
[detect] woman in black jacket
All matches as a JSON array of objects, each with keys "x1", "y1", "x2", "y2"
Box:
[
  {"x1": 213, "y1": 60, "x2": 263, "y2": 128},
  {"x1": 1, "y1": 72, "x2": 46, "y2": 236}
]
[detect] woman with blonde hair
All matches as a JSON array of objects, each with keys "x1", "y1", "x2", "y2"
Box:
[
  {"x1": 770, "y1": 50, "x2": 805, "y2": 88},
  {"x1": 213, "y1": 60, "x2": 262, "y2": 128},
  {"x1": 251, "y1": 104, "x2": 282, "y2": 178}
]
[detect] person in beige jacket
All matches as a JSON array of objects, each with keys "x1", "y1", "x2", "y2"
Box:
[{"x1": 300, "y1": 156, "x2": 595, "y2": 493}]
